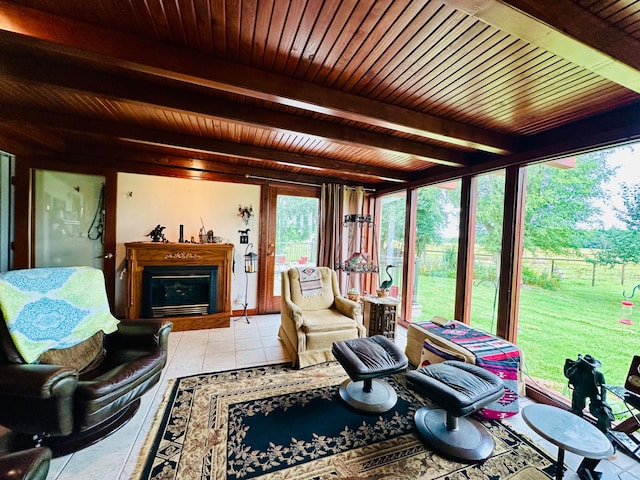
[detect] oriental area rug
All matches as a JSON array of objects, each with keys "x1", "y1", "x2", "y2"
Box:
[{"x1": 135, "y1": 363, "x2": 556, "y2": 480}]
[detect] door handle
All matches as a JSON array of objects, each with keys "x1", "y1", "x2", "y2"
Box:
[{"x1": 103, "y1": 253, "x2": 114, "y2": 259}]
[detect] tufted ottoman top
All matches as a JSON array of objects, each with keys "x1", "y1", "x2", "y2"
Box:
[
  {"x1": 332, "y1": 335, "x2": 408, "y2": 381},
  {"x1": 407, "y1": 361, "x2": 504, "y2": 417}
]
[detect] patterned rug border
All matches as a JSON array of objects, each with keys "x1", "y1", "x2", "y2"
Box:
[
  {"x1": 134, "y1": 362, "x2": 557, "y2": 480},
  {"x1": 133, "y1": 364, "x2": 294, "y2": 479},
  {"x1": 134, "y1": 376, "x2": 179, "y2": 479}
]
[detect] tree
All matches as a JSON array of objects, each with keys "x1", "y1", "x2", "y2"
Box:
[
  {"x1": 378, "y1": 186, "x2": 452, "y2": 261},
  {"x1": 597, "y1": 183, "x2": 640, "y2": 265},
  {"x1": 523, "y1": 152, "x2": 614, "y2": 255},
  {"x1": 475, "y1": 152, "x2": 616, "y2": 256},
  {"x1": 415, "y1": 186, "x2": 451, "y2": 255},
  {"x1": 276, "y1": 195, "x2": 318, "y2": 243},
  {"x1": 617, "y1": 183, "x2": 640, "y2": 230},
  {"x1": 475, "y1": 173, "x2": 505, "y2": 253},
  {"x1": 379, "y1": 193, "x2": 405, "y2": 256}
]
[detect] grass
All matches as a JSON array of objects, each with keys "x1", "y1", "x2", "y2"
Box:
[{"x1": 413, "y1": 274, "x2": 639, "y2": 417}]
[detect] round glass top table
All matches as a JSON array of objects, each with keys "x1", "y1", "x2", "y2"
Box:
[{"x1": 522, "y1": 404, "x2": 614, "y2": 480}]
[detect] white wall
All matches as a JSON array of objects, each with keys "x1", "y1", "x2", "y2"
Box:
[{"x1": 115, "y1": 173, "x2": 260, "y2": 317}]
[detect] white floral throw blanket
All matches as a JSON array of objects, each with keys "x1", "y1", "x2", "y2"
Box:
[{"x1": 0, "y1": 266, "x2": 120, "y2": 363}]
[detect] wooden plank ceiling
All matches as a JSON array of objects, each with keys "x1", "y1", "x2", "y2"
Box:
[{"x1": 0, "y1": 0, "x2": 639, "y2": 190}]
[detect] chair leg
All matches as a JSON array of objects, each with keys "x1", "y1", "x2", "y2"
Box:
[
  {"x1": 414, "y1": 406, "x2": 495, "y2": 462},
  {"x1": 363, "y1": 378, "x2": 373, "y2": 393},
  {"x1": 338, "y1": 378, "x2": 398, "y2": 413},
  {"x1": 446, "y1": 412, "x2": 459, "y2": 431}
]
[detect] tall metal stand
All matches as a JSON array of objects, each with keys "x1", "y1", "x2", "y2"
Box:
[
  {"x1": 238, "y1": 266, "x2": 251, "y2": 324},
  {"x1": 237, "y1": 243, "x2": 257, "y2": 324}
]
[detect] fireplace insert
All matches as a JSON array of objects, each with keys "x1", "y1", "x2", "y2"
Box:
[{"x1": 141, "y1": 265, "x2": 218, "y2": 318}]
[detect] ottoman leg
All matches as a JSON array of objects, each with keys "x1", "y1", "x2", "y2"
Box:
[
  {"x1": 338, "y1": 378, "x2": 398, "y2": 413},
  {"x1": 414, "y1": 406, "x2": 495, "y2": 462}
]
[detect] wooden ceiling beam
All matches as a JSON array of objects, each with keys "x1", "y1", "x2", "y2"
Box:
[
  {"x1": 0, "y1": 120, "x2": 65, "y2": 152},
  {"x1": 65, "y1": 141, "x2": 372, "y2": 188},
  {"x1": 0, "y1": 53, "x2": 467, "y2": 167},
  {"x1": 0, "y1": 0, "x2": 516, "y2": 155},
  {"x1": 377, "y1": 101, "x2": 640, "y2": 196},
  {"x1": 0, "y1": 104, "x2": 410, "y2": 183},
  {"x1": 443, "y1": 0, "x2": 640, "y2": 93}
]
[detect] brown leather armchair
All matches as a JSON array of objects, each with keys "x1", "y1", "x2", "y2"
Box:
[
  {"x1": 0, "y1": 267, "x2": 172, "y2": 456},
  {"x1": 0, "y1": 447, "x2": 51, "y2": 480}
]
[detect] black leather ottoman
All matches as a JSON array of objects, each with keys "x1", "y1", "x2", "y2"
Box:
[
  {"x1": 332, "y1": 335, "x2": 408, "y2": 413},
  {"x1": 407, "y1": 360, "x2": 504, "y2": 462}
]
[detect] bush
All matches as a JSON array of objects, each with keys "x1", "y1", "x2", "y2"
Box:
[
  {"x1": 521, "y1": 265, "x2": 561, "y2": 290},
  {"x1": 473, "y1": 263, "x2": 498, "y2": 282}
]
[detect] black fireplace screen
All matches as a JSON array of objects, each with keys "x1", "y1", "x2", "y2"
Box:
[{"x1": 142, "y1": 265, "x2": 218, "y2": 318}]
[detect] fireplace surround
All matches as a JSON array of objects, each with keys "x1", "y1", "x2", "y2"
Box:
[{"x1": 125, "y1": 242, "x2": 233, "y2": 331}]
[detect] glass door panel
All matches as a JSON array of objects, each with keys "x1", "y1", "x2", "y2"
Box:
[
  {"x1": 272, "y1": 194, "x2": 319, "y2": 297},
  {"x1": 34, "y1": 170, "x2": 105, "y2": 269},
  {"x1": 264, "y1": 186, "x2": 320, "y2": 312}
]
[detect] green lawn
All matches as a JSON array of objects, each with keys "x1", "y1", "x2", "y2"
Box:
[{"x1": 414, "y1": 275, "x2": 639, "y2": 414}]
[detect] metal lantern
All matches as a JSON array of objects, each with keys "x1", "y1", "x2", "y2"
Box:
[{"x1": 244, "y1": 243, "x2": 258, "y2": 273}]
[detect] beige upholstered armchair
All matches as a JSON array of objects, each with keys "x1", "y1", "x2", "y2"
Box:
[{"x1": 279, "y1": 267, "x2": 365, "y2": 368}]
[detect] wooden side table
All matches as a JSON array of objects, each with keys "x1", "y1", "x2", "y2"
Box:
[{"x1": 362, "y1": 296, "x2": 400, "y2": 339}]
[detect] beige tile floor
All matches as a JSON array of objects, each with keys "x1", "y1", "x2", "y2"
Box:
[{"x1": 46, "y1": 314, "x2": 640, "y2": 479}]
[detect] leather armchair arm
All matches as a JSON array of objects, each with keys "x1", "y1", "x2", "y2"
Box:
[
  {"x1": 0, "y1": 365, "x2": 77, "y2": 436},
  {"x1": 106, "y1": 319, "x2": 172, "y2": 350},
  {"x1": 334, "y1": 296, "x2": 361, "y2": 319},
  {"x1": 0, "y1": 364, "x2": 77, "y2": 399},
  {"x1": 0, "y1": 447, "x2": 52, "y2": 480}
]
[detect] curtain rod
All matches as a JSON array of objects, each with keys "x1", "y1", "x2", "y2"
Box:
[{"x1": 244, "y1": 174, "x2": 376, "y2": 192}]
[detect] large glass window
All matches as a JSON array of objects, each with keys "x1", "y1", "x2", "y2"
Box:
[
  {"x1": 470, "y1": 171, "x2": 505, "y2": 334},
  {"x1": 515, "y1": 147, "x2": 638, "y2": 417},
  {"x1": 378, "y1": 192, "x2": 406, "y2": 301},
  {"x1": 412, "y1": 181, "x2": 461, "y2": 322}
]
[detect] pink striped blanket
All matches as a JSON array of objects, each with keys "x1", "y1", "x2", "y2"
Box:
[{"x1": 416, "y1": 320, "x2": 520, "y2": 419}]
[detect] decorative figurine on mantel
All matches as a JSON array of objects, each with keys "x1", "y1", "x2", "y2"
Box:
[{"x1": 146, "y1": 225, "x2": 168, "y2": 243}]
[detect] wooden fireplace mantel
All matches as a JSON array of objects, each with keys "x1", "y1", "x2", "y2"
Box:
[{"x1": 125, "y1": 242, "x2": 234, "y2": 331}]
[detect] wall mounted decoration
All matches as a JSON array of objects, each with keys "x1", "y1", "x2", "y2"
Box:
[{"x1": 238, "y1": 205, "x2": 254, "y2": 225}]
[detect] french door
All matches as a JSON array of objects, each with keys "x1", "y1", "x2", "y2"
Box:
[
  {"x1": 13, "y1": 161, "x2": 117, "y2": 306},
  {"x1": 33, "y1": 170, "x2": 107, "y2": 269},
  {"x1": 261, "y1": 184, "x2": 319, "y2": 312}
]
